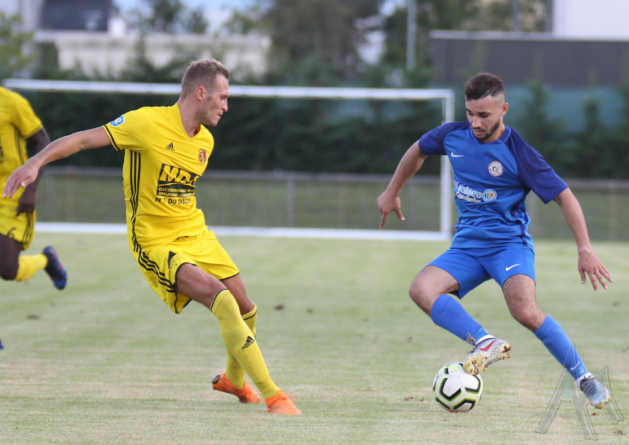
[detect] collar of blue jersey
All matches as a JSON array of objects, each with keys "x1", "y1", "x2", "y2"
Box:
[{"x1": 468, "y1": 124, "x2": 512, "y2": 145}]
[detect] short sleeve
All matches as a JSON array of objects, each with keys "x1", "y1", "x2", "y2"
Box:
[
  {"x1": 508, "y1": 134, "x2": 567, "y2": 204},
  {"x1": 103, "y1": 108, "x2": 150, "y2": 152},
  {"x1": 418, "y1": 122, "x2": 468, "y2": 156},
  {"x1": 9, "y1": 91, "x2": 42, "y2": 138}
]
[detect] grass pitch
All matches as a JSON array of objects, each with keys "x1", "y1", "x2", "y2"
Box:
[{"x1": 0, "y1": 234, "x2": 627, "y2": 444}]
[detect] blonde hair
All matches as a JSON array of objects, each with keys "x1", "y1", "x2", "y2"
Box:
[{"x1": 181, "y1": 59, "x2": 230, "y2": 98}]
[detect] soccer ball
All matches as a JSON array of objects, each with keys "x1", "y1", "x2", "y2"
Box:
[{"x1": 433, "y1": 362, "x2": 483, "y2": 413}]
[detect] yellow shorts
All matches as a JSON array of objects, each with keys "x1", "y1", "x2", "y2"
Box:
[
  {"x1": 0, "y1": 202, "x2": 35, "y2": 250},
  {"x1": 132, "y1": 230, "x2": 239, "y2": 314}
]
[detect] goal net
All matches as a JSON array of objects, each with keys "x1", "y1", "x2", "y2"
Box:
[{"x1": 3, "y1": 78, "x2": 455, "y2": 240}]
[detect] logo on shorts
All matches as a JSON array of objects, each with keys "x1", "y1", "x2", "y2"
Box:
[
  {"x1": 109, "y1": 116, "x2": 125, "y2": 127},
  {"x1": 199, "y1": 149, "x2": 207, "y2": 164},
  {"x1": 489, "y1": 161, "x2": 503, "y2": 177},
  {"x1": 168, "y1": 252, "x2": 185, "y2": 272}
]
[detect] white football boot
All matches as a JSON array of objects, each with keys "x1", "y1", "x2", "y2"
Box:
[
  {"x1": 464, "y1": 336, "x2": 511, "y2": 375},
  {"x1": 578, "y1": 374, "x2": 611, "y2": 409}
]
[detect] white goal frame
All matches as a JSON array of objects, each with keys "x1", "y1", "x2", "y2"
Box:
[{"x1": 3, "y1": 78, "x2": 455, "y2": 240}]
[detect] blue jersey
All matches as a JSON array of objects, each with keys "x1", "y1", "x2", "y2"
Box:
[{"x1": 419, "y1": 121, "x2": 567, "y2": 249}]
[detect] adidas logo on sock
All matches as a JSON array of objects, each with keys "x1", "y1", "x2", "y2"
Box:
[
  {"x1": 165, "y1": 142, "x2": 175, "y2": 151},
  {"x1": 242, "y1": 336, "x2": 256, "y2": 350}
]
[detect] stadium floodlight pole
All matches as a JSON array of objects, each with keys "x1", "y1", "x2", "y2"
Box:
[{"x1": 2, "y1": 78, "x2": 455, "y2": 239}]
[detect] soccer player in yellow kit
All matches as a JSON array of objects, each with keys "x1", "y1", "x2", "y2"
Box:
[
  {"x1": 0, "y1": 87, "x2": 67, "y2": 296},
  {"x1": 4, "y1": 60, "x2": 300, "y2": 415}
]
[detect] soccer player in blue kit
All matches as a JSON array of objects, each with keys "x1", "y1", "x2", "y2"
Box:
[{"x1": 377, "y1": 73, "x2": 613, "y2": 409}]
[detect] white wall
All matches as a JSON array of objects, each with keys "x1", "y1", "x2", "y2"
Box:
[
  {"x1": 554, "y1": 0, "x2": 629, "y2": 40},
  {"x1": 34, "y1": 32, "x2": 271, "y2": 78}
]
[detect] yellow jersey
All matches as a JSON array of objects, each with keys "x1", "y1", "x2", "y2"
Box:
[
  {"x1": 0, "y1": 87, "x2": 42, "y2": 205},
  {"x1": 103, "y1": 104, "x2": 214, "y2": 251}
]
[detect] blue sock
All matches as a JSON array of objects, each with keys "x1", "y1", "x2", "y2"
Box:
[
  {"x1": 431, "y1": 294, "x2": 488, "y2": 345},
  {"x1": 534, "y1": 315, "x2": 588, "y2": 380}
]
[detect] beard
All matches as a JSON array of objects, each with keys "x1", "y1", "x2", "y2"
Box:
[{"x1": 474, "y1": 120, "x2": 501, "y2": 141}]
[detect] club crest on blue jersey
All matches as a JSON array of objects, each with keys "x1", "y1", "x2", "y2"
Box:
[
  {"x1": 482, "y1": 189, "x2": 497, "y2": 202},
  {"x1": 488, "y1": 161, "x2": 503, "y2": 177},
  {"x1": 109, "y1": 116, "x2": 125, "y2": 127}
]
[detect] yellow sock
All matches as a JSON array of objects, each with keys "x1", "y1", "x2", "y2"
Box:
[
  {"x1": 225, "y1": 304, "x2": 257, "y2": 389},
  {"x1": 15, "y1": 254, "x2": 48, "y2": 282},
  {"x1": 211, "y1": 291, "x2": 279, "y2": 399}
]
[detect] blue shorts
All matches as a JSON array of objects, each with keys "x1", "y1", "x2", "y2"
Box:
[{"x1": 428, "y1": 244, "x2": 536, "y2": 298}]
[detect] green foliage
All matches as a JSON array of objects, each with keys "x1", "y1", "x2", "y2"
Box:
[
  {"x1": 0, "y1": 12, "x2": 36, "y2": 80},
  {"x1": 606, "y1": 81, "x2": 629, "y2": 178},
  {"x1": 184, "y1": 7, "x2": 208, "y2": 34},
  {"x1": 515, "y1": 81, "x2": 629, "y2": 180},
  {"x1": 516, "y1": 81, "x2": 568, "y2": 173},
  {"x1": 127, "y1": 0, "x2": 208, "y2": 34},
  {"x1": 207, "y1": 97, "x2": 442, "y2": 174},
  {"x1": 236, "y1": 0, "x2": 385, "y2": 85},
  {"x1": 567, "y1": 93, "x2": 629, "y2": 179}
]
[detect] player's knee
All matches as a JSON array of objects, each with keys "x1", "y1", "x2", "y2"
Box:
[
  {"x1": 409, "y1": 282, "x2": 434, "y2": 314},
  {"x1": 510, "y1": 307, "x2": 543, "y2": 330},
  {"x1": 0, "y1": 262, "x2": 18, "y2": 281}
]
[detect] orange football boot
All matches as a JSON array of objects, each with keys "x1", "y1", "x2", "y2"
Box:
[
  {"x1": 265, "y1": 390, "x2": 302, "y2": 415},
  {"x1": 212, "y1": 373, "x2": 262, "y2": 404}
]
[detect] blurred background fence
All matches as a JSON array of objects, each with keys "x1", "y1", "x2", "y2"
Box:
[{"x1": 37, "y1": 166, "x2": 629, "y2": 241}]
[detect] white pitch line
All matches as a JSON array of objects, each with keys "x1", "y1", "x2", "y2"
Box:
[{"x1": 35, "y1": 223, "x2": 450, "y2": 241}]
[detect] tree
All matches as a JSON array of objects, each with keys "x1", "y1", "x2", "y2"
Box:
[
  {"x1": 569, "y1": 95, "x2": 614, "y2": 178},
  {"x1": 128, "y1": 0, "x2": 208, "y2": 34},
  {"x1": 231, "y1": 0, "x2": 385, "y2": 85},
  {"x1": 607, "y1": 80, "x2": 629, "y2": 177},
  {"x1": 378, "y1": 1, "x2": 479, "y2": 88},
  {"x1": 516, "y1": 80, "x2": 568, "y2": 173},
  {"x1": 184, "y1": 6, "x2": 208, "y2": 34},
  {"x1": 0, "y1": 12, "x2": 36, "y2": 79},
  {"x1": 465, "y1": 0, "x2": 548, "y2": 32}
]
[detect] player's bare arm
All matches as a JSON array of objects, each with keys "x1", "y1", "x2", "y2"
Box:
[
  {"x1": 377, "y1": 141, "x2": 428, "y2": 228},
  {"x1": 4, "y1": 127, "x2": 110, "y2": 200},
  {"x1": 16, "y1": 127, "x2": 51, "y2": 215},
  {"x1": 553, "y1": 188, "x2": 613, "y2": 290}
]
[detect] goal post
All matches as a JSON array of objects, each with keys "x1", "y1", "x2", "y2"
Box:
[{"x1": 2, "y1": 78, "x2": 455, "y2": 239}]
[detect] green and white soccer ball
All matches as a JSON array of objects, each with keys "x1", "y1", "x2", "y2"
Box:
[{"x1": 433, "y1": 362, "x2": 483, "y2": 413}]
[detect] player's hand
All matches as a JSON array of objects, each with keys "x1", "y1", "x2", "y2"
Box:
[
  {"x1": 377, "y1": 190, "x2": 405, "y2": 228},
  {"x1": 577, "y1": 247, "x2": 613, "y2": 291},
  {"x1": 3, "y1": 160, "x2": 40, "y2": 200},
  {"x1": 16, "y1": 187, "x2": 36, "y2": 215}
]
